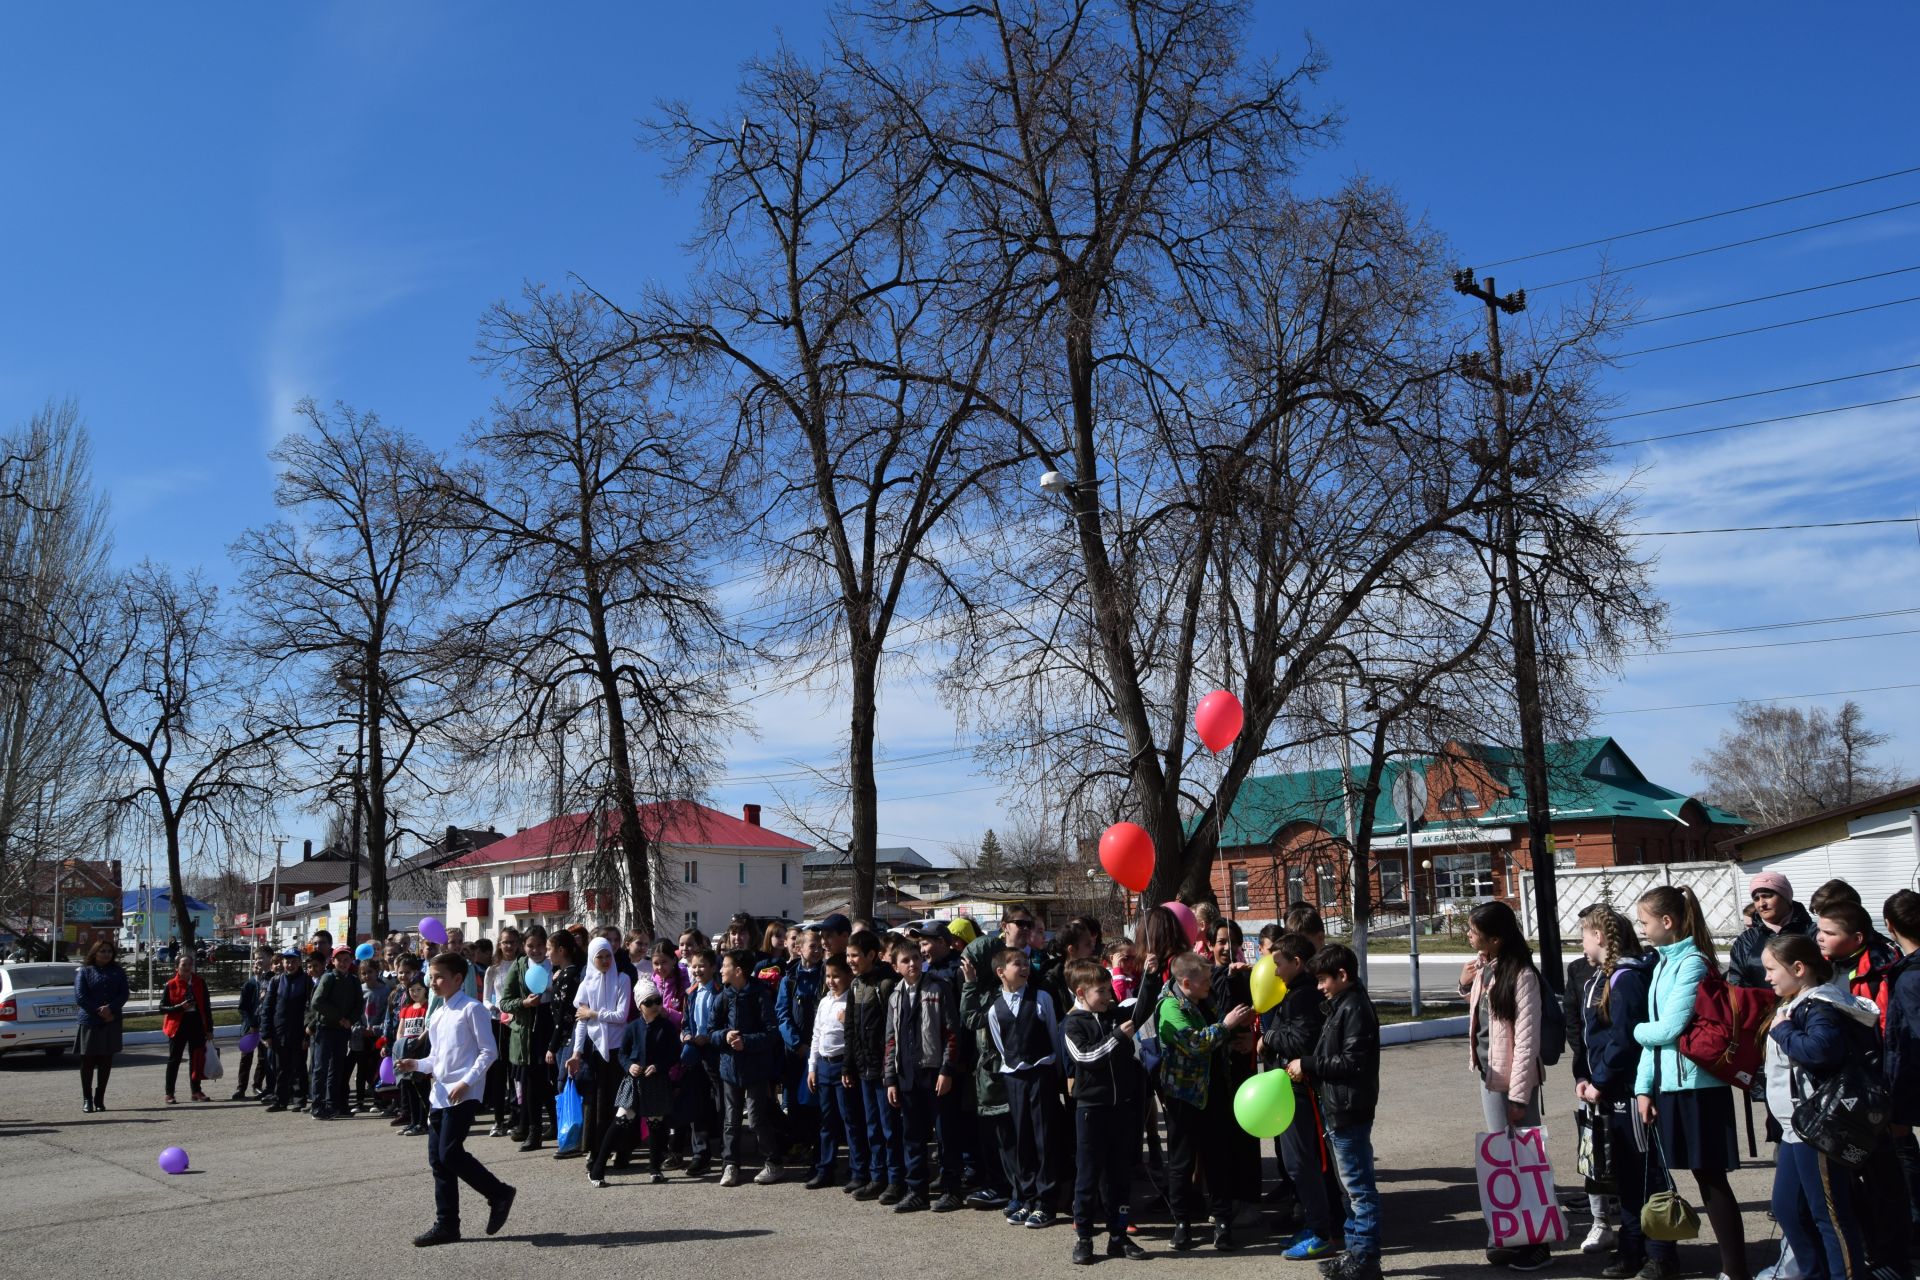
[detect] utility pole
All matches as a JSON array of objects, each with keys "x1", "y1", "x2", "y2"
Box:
[{"x1": 1455, "y1": 270, "x2": 1564, "y2": 993}]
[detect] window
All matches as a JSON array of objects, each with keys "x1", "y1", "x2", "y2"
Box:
[
  {"x1": 1316, "y1": 864, "x2": 1339, "y2": 911},
  {"x1": 533, "y1": 866, "x2": 563, "y2": 891},
  {"x1": 781, "y1": 863, "x2": 789, "y2": 886},
  {"x1": 1431, "y1": 852, "x2": 1494, "y2": 900},
  {"x1": 1379, "y1": 860, "x2": 1406, "y2": 905},
  {"x1": 1231, "y1": 867, "x2": 1249, "y2": 910},
  {"x1": 1439, "y1": 787, "x2": 1479, "y2": 813},
  {"x1": 682, "y1": 860, "x2": 699, "y2": 885},
  {"x1": 1596, "y1": 755, "x2": 1618, "y2": 777},
  {"x1": 683, "y1": 911, "x2": 698, "y2": 930},
  {"x1": 1286, "y1": 866, "x2": 1306, "y2": 906},
  {"x1": 739, "y1": 861, "x2": 747, "y2": 886},
  {"x1": 502, "y1": 872, "x2": 531, "y2": 895},
  {"x1": 1554, "y1": 842, "x2": 1576, "y2": 869}
]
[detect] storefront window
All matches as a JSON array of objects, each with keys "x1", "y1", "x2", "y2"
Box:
[{"x1": 1431, "y1": 852, "x2": 1494, "y2": 900}]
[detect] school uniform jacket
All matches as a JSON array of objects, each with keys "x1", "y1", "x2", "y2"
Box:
[
  {"x1": 709, "y1": 979, "x2": 781, "y2": 1086},
  {"x1": 883, "y1": 972, "x2": 960, "y2": 1089},
  {"x1": 1573, "y1": 953, "x2": 1654, "y2": 1104}
]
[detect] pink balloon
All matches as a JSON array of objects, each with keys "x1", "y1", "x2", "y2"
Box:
[
  {"x1": 1194, "y1": 690, "x2": 1245, "y2": 752},
  {"x1": 1162, "y1": 900, "x2": 1200, "y2": 945},
  {"x1": 418, "y1": 916, "x2": 449, "y2": 946},
  {"x1": 1098, "y1": 822, "x2": 1155, "y2": 893},
  {"x1": 158, "y1": 1146, "x2": 189, "y2": 1175}
]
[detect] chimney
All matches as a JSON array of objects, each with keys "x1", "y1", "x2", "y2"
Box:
[
  {"x1": 445, "y1": 825, "x2": 461, "y2": 853},
  {"x1": 743, "y1": 803, "x2": 762, "y2": 827},
  {"x1": 302, "y1": 838, "x2": 313, "y2": 862}
]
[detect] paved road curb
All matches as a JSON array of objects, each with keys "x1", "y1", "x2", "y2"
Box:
[{"x1": 1381, "y1": 1013, "x2": 1468, "y2": 1045}]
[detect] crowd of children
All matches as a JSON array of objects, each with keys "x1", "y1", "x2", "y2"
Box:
[{"x1": 121, "y1": 875, "x2": 1920, "y2": 1277}]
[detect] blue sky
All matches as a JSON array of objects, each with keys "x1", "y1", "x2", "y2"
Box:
[{"x1": 4, "y1": 5, "x2": 1917, "y2": 865}]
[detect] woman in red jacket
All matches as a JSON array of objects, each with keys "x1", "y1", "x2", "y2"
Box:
[{"x1": 163, "y1": 952, "x2": 213, "y2": 1104}]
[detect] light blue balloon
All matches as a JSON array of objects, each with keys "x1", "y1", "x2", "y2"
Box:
[{"x1": 525, "y1": 963, "x2": 551, "y2": 994}]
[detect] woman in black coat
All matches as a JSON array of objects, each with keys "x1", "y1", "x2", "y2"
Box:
[{"x1": 74, "y1": 939, "x2": 131, "y2": 1112}]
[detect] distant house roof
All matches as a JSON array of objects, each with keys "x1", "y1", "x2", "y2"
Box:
[
  {"x1": 1718, "y1": 779, "x2": 1920, "y2": 856},
  {"x1": 1218, "y1": 737, "x2": 1749, "y2": 850},
  {"x1": 445, "y1": 800, "x2": 809, "y2": 870},
  {"x1": 803, "y1": 846, "x2": 937, "y2": 872}
]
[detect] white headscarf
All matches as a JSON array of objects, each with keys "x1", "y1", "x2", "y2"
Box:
[{"x1": 572, "y1": 937, "x2": 631, "y2": 1059}]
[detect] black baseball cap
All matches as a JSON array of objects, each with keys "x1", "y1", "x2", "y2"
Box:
[{"x1": 810, "y1": 912, "x2": 852, "y2": 934}]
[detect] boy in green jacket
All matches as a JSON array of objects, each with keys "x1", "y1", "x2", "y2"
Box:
[
  {"x1": 309, "y1": 946, "x2": 363, "y2": 1121},
  {"x1": 1157, "y1": 950, "x2": 1252, "y2": 1251}
]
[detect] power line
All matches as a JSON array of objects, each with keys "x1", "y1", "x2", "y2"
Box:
[
  {"x1": 1602, "y1": 363, "x2": 1920, "y2": 423},
  {"x1": 1612, "y1": 293, "x2": 1920, "y2": 359},
  {"x1": 1605, "y1": 393, "x2": 1920, "y2": 449},
  {"x1": 1641, "y1": 625, "x2": 1920, "y2": 657},
  {"x1": 1670, "y1": 605, "x2": 1920, "y2": 639},
  {"x1": 1636, "y1": 516, "x2": 1919, "y2": 536},
  {"x1": 1478, "y1": 164, "x2": 1920, "y2": 269},
  {"x1": 1532, "y1": 197, "x2": 1920, "y2": 291},
  {"x1": 1601, "y1": 681, "x2": 1920, "y2": 717},
  {"x1": 1626, "y1": 265, "x2": 1920, "y2": 326}
]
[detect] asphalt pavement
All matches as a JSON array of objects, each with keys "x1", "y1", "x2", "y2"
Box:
[{"x1": 0, "y1": 1041, "x2": 1780, "y2": 1279}]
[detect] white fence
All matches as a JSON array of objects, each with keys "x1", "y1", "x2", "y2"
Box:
[{"x1": 1519, "y1": 860, "x2": 1747, "y2": 941}]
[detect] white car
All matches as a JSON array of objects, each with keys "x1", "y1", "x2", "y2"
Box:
[{"x1": 0, "y1": 962, "x2": 81, "y2": 1058}]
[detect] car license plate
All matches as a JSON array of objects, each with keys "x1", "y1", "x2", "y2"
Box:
[{"x1": 35, "y1": 1003, "x2": 75, "y2": 1019}]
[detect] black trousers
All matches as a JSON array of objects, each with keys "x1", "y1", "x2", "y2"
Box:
[
  {"x1": 684, "y1": 1060, "x2": 721, "y2": 1158},
  {"x1": 272, "y1": 1033, "x2": 307, "y2": 1105},
  {"x1": 589, "y1": 1105, "x2": 671, "y2": 1179},
  {"x1": 721, "y1": 1077, "x2": 780, "y2": 1167},
  {"x1": 1004, "y1": 1067, "x2": 1060, "y2": 1209},
  {"x1": 312, "y1": 1025, "x2": 350, "y2": 1114},
  {"x1": 164, "y1": 1026, "x2": 205, "y2": 1097},
  {"x1": 1165, "y1": 1095, "x2": 1232, "y2": 1225},
  {"x1": 1074, "y1": 1101, "x2": 1140, "y2": 1235},
  {"x1": 427, "y1": 1100, "x2": 509, "y2": 1233},
  {"x1": 488, "y1": 1022, "x2": 512, "y2": 1126},
  {"x1": 518, "y1": 1058, "x2": 553, "y2": 1145},
  {"x1": 578, "y1": 1050, "x2": 621, "y2": 1158}
]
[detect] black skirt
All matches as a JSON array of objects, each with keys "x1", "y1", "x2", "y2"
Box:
[
  {"x1": 74, "y1": 1021, "x2": 123, "y2": 1057},
  {"x1": 1653, "y1": 1084, "x2": 1739, "y2": 1172}
]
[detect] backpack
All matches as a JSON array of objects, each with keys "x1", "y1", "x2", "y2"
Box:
[
  {"x1": 1677, "y1": 962, "x2": 1775, "y2": 1090},
  {"x1": 1136, "y1": 993, "x2": 1171, "y2": 1081},
  {"x1": 1536, "y1": 971, "x2": 1567, "y2": 1067}
]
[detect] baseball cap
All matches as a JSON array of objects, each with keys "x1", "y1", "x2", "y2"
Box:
[
  {"x1": 909, "y1": 921, "x2": 955, "y2": 941},
  {"x1": 278, "y1": 948, "x2": 300, "y2": 958},
  {"x1": 332, "y1": 945, "x2": 353, "y2": 959},
  {"x1": 815, "y1": 912, "x2": 852, "y2": 934}
]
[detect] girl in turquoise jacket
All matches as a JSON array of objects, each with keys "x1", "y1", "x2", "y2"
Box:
[{"x1": 1633, "y1": 885, "x2": 1749, "y2": 1280}]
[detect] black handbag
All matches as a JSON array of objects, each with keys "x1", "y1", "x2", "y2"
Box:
[{"x1": 1790, "y1": 1055, "x2": 1891, "y2": 1169}]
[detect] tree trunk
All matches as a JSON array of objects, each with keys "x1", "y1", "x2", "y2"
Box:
[
  {"x1": 585, "y1": 586, "x2": 650, "y2": 933},
  {"x1": 847, "y1": 648, "x2": 879, "y2": 922},
  {"x1": 365, "y1": 677, "x2": 390, "y2": 938},
  {"x1": 1348, "y1": 719, "x2": 1391, "y2": 980},
  {"x1": 164, "y1": 805, "x2": 195, "y2": 947}
]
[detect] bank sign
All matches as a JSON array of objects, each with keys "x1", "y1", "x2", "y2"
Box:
[{"x1": 1377, "y1": 825, "x2": 1513, "y2": 849}]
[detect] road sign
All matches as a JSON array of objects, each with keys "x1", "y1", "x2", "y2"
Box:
[{"x1": 1389, "y1": 767, "x2": 1428, "y2": 833}]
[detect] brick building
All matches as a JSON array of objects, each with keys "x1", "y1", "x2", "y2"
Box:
[{"x1": 1208, "y1": 736, "x2": 1748, "y2": 929}]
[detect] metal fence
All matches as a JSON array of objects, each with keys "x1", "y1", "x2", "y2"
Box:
[{"x1": 1519, "y1": 860, "x2": 1747, "y2": 941}]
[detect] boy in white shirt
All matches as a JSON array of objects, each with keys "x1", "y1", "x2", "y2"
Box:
[
  {"x1": 395, "y1": 951, "x2": 517, "y2": 1246},
  {"x1": 806, "y1": 954, "x2": 855, "y2": 1189}
]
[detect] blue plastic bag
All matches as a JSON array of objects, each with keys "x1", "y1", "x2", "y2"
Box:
[{"x1": 556, "y1": 1078, "x2": 584, "y2": 1154}]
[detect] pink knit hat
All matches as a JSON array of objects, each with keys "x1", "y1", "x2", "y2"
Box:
[{"x1": 1748, "y1": 871, "x2": 1791, "y2": 900}]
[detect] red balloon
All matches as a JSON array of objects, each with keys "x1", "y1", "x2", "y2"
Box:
[
  {"x1": 1099, "y1": 822, "x2": 1155, "y2": 893},
  {"x1": 1194, "y1": 689, "x2": 1245, "y2": 752}
]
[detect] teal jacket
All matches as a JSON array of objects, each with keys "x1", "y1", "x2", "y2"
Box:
[{"x1": 1633, "y1": 937, "x2": 1715, "y2": 1095}]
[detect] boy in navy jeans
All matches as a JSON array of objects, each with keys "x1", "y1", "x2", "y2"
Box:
[{"x1": 1286, "y1": 944, "x2": 1382, "y2": 1280}]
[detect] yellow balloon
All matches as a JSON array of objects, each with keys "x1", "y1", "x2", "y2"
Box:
[{"x1": 1249, "y1": 954, "x2": 1288, "y2": 1013}]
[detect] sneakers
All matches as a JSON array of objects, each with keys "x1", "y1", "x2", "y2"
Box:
[
  {"x1": 485, "y1": 1185, "x2": 515, "y2": 1236},
  {"x1": 412, "y1": 1226, "x2": 460, "y2": 1248},
  {"x1": 967, "y1": 1188, "x2": 1008, "y2": 1210},
  {"x1": 1212, "y1": 1219, "x2": 1237, "y2": 1251},
  {"x1": 893, "y1": 1192, "x2": 930, "y2": 1214},
  {"x1": 649, "y1": 1173, "x2": 668, "y2": 1185},
  {"x1": 1332, "y1": 1255, "x2": 1383, "y2": 1280},
  {"x1": 1025, "y1": 1208, "x2": 1056, "y2": 1229},
  {"x1": 685, "y1": 1156, "x2": 711, "y2": 1178},
  {"x1": 1072, "y1": 1237, "x2": 1096, "y2": 1266},
  {"x1": 1108, "y1": 1234, "x2": 1148, "y2": 1260},
  {"x1": 753, "y1": 1163, "x2": 781, "y2": 1186},
  {"x1": 1602, "y1": 1258, "x2": 1645, "y2": 1280},
  {"x1": 1635, "y1": 1262, "x2": 1681, "y2": 1280},
  {"x1": 228, "y1": 1089, "x2": 247, "y2": 1101},
  {"x1": 878, "y1": 1182, "x2": 906, "y2": 1206},
  {"x1": 1004, "y1": 1201, "x2": 1028, "y2": 1226},
  {"x1": 589, "y1": 1177, "x2": 609, "y2": 1189},
  {"x1": 719, "y1": 1164, "x2": 741, "y2": 1188},
  {"x1": 931, "y1": 1192, "x2": 966, "y2": 1213},
  {"x1": 1286, "y1": 1235, "x2": 1339, "y2": 1261},
  {"x1": 854, "y1": 1181, "x2": 884, "y2": 1202},
  {"x1": 487, "y1": 1122, "x2": 508, "y2": 1138},
  {"x1": 1507, "y1": 1244, "x2": 1553, "y2": 1272},
  {"x1": 1582, "y1": 1224, "x2": 1618, "y2": 1255},
  {"x1": 1170, "y1": 1223, "x2": 1197, "y2": 1251}
]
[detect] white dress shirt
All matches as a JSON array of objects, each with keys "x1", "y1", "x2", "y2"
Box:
[
  {"x1": 414, "y1": 989, "x2": 496, "y2": 1110},
  {"x1": 810, "y1": 988, "x2": 849, "y2": 1070}
]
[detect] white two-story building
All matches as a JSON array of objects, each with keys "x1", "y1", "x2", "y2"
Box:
[{"x1": 440, "y1": 801, "x2": 808, "y2": 940}]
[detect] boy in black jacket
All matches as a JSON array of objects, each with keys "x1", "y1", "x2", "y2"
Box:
[
  {"x1": 710, "y1": 948, "x2": 784, "y2": 1188},
  {"x1": 1260, "y1": 933, "x2": 1343, "y2": 1260},
  {"x1": 844, "y1": 931, "x2": 902, "y2": 1202},
  {"x1": 1286, "y1": 945, "x2": 1382, "y2": 1280},
  {"x1": 1062, "y1": 959, "x2": 1149, "y2": 1265}
]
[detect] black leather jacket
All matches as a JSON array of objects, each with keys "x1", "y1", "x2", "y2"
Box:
[{"x1": 1302, "y1": 985, "x2": 1380, "y2": 1128}]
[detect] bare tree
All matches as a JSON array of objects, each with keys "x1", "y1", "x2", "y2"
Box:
[
  {"x1": 629, "y1": 45, "x2": 1026, "y2": 920},
  {"x1": 233, "y1": 401, "x2": 471, "y2": 937},
  {"x1": 1695, "y1": 700, "x2": 1902, "y2": 828},
  {"x1": 998, "y1": 818, "x2": 1068, "y2": 898},
  {"x1": 0, "y1": 403, "x2": 113, "y2": 928},
  {"x1": 43, "y1": 565, "x2": 287, "y2": 946},
  {"x1": 438, "y1": 288, "x2": 743, "y2": 933}
]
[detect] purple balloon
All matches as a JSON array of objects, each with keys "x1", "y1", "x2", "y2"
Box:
[
  {"x1": 237, "y1": 1032, "x2": 259, "y2": 1054},
  {"x1": 418, "y1": 916, "x2": 448, "y2": 946},
  {"x1": 378, "y1": 1056, "x2": 397, "y2": 1088},
  {"x1": 158, "y1": 1146, "x2": 189, "y2": 1175}
]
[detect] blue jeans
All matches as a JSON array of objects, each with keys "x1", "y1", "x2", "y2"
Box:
[
  {"x1": 1773, "y1": 1141, "x2": 1866, "y2": 1280},
  {"x1": 838, "y1": 1071, "x2": 873, "y2": 1183},
  {"x1": 813, "y1": 1057, "x2": 850, "y2": 1179},
  {"x1": 860, "y1": 1077, "x2": 903, "y2": 1185},
  {"x1": 1326, "y1": 1122, "x2": 1379, "y2": 1261}
]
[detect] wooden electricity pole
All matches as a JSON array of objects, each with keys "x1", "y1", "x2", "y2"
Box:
[{"x1": 1456, "y1": 271, "x2": 1564, "y2": 992}]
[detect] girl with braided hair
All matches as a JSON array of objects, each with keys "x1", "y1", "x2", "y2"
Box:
[{"x1": 1572, "y1": 905, "x2": 1675, "y2": 1280}]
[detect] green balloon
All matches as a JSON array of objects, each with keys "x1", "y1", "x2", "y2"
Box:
[{"x1": 1233, "y1": 1069, "x2": 1297, "y2": 1139}]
